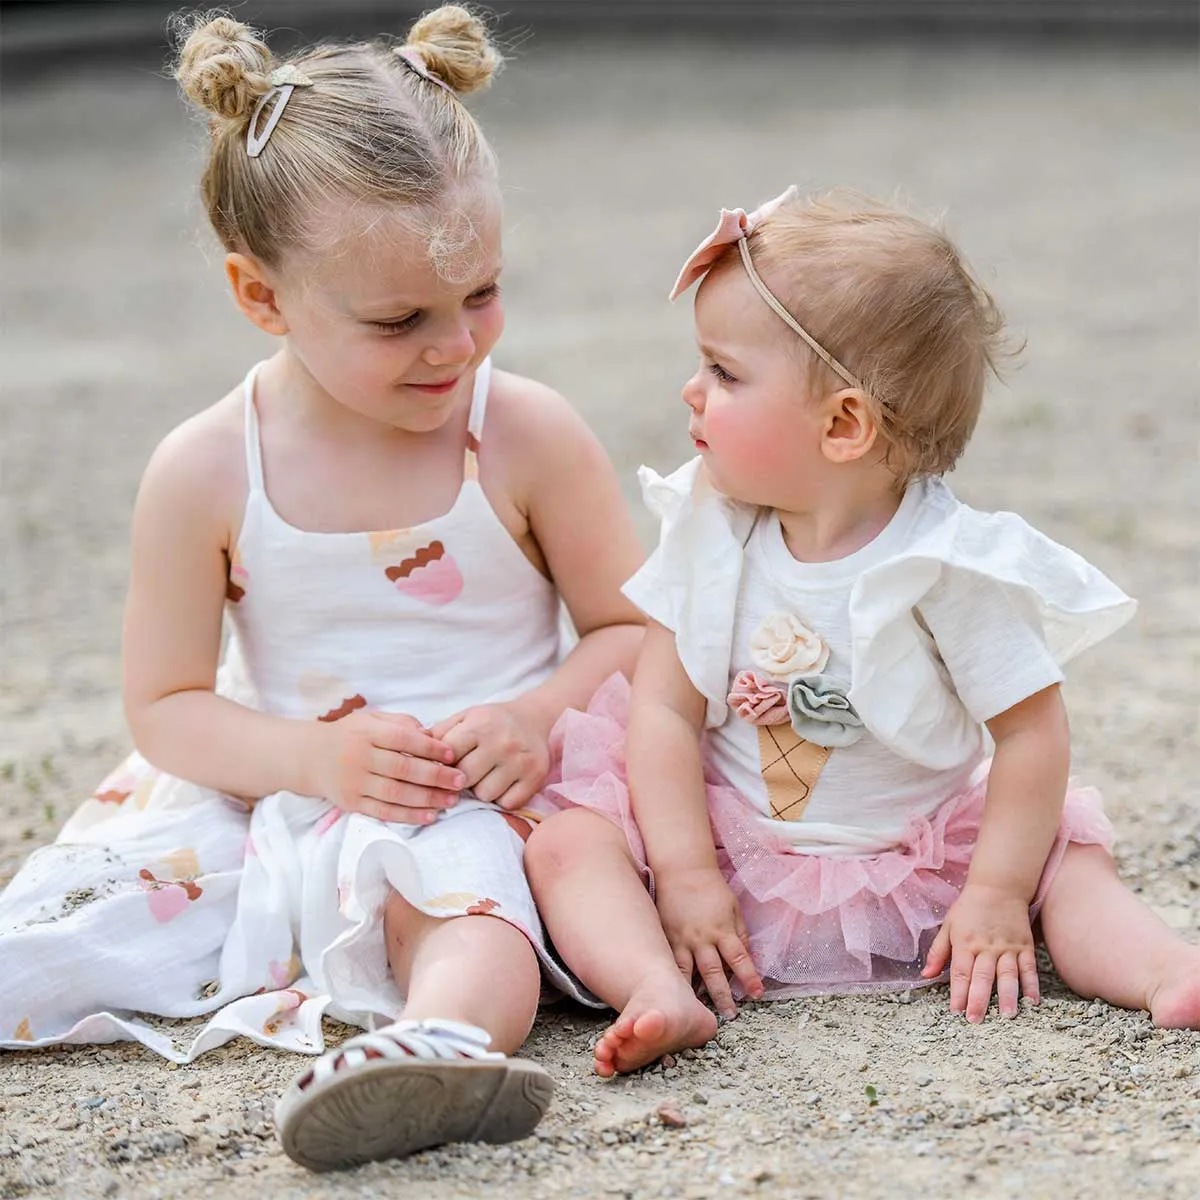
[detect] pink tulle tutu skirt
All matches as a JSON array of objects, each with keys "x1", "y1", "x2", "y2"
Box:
[{"x1": 541, "y1": 674, "x2": 1115, "y2": 999}]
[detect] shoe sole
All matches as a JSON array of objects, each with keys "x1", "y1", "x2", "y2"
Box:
[{"x1": 275, "y1": 1056, "x2": 554, "y2": 1173}]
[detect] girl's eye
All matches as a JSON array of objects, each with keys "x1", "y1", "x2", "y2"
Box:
[
  {"x1": 467, "y1": 282, "x2": 501, "y2": 307},
  {"x1": 370, "y1": 313, "x2": 421, "y2": 336},
  {"x1": 708, "y1": 361, "x2": 736, "y2": 384}
]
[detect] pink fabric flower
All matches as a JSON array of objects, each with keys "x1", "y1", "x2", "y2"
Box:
[{"x1": 727, "y1": 670, "x2": 789, "y2": 725}]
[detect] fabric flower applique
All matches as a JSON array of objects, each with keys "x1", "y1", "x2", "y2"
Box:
[
  {"x1": 749, "y1": 611, "x2": 830, "y2": 679},
  {"x1": 727, "y1": 670, "x2": 789, "y2": 725},
  {"x1": 786, "y1": 673, "x2": 865, "y2": 748}
]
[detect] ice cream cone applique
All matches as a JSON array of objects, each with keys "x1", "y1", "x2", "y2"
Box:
[
  {"x1": 738, "y1": 612, "x2": 841, "y2": 823},
  {"x1": 225, "y1": 545, "x2": 248, "y2": 603},
  {"x1": 385, "y1": 540, "x2": 464, "y2": 606},
  {"x1": 297, "y1": 672, "x2": 368, "y2": 724},
  {"x1": 756, "y1": 724, "x2": 832, "y2": 822}
]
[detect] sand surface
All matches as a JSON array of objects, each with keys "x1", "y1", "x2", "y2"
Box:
[{"x1": 1, "y1": 36, "x2": 1197, "y2": 1200}]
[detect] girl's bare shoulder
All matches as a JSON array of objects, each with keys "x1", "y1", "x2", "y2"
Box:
[{"x1": 135, "y1": 382, "x2": 250, "y2": 542}]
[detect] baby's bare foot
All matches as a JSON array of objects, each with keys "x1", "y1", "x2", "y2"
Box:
[
  {"x1": 1149, "y1": 952, "x2": 1200, "y2": 1029},
  {"x1": 594, "y1": 974, "x2": 717, "y2": 1077}
]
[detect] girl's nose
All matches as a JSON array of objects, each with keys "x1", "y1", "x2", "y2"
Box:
[{"x1": 424, "y1": 319, "x2": 474, "y2": 367}]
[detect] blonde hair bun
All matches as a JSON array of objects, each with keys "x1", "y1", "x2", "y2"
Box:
[
  {"x1": 174, "y1": 12, "x2": 272, "y2": 120},
  {"x1": 405, "y1": 5, "x2": 502, "y2": 95}
]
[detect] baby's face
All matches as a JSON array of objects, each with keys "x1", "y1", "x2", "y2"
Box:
[{"x1": 682, "y1": 263, "x2": 827, "y2": 509}]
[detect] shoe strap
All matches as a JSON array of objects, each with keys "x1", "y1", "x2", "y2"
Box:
[{"x1": 308, "y1": 1018, "x2": 503, "y2": 1087}]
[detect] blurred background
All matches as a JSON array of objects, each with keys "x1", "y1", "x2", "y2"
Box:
[{"x1": 1, "y1": 2, "x2": 1197, "y2": 843}]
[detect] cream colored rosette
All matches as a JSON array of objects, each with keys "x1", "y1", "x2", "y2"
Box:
[{"x1": 748, "y1": 610, "x2": 830, "y2": 679}]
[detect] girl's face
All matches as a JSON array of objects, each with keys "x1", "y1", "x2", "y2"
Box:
[
  {"x1": 272, "y1": 192, "x2": 505, "y2": 433},
  {"x1": 682, "y1": 263, "x2": 827, "y2": 509}
]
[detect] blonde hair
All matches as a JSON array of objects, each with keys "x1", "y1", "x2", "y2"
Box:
[
  {"x1": 745, "y1": 191, "x2": 1010, "y2": 481},
  {"x1": 171, "y1": 5, "x2": 503, "y2": 269}
]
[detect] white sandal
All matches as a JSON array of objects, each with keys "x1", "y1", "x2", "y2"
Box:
[{"x1": 275, "y1": 1018, "x2": 554, "y2": 1172}]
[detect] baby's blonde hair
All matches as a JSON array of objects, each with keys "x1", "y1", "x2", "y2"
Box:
[
  {"x1": 746, "y1": 191, "x2": 1010, "y2": 482},
  {"x1": 171, "y1": 5, "x2": 502, "y2": 269}
]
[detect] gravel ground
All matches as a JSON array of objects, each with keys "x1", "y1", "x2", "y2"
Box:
[{"x1": 2, "y1": 32, "x2": 1198, "y2": 1200}]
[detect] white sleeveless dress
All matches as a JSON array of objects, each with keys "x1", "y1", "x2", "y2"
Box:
[{"x1": 0, "y1": 359, "x2": 598, "y2": 1063}]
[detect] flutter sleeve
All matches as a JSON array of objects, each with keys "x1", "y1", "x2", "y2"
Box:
[
  {"x1": 620, "y1": 457, "x2": 757, "y2": 727},
  {"x1": 847, "y1": 494, "x2": 1137, "y2": 769}
]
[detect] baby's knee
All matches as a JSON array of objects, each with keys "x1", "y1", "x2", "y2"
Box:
[{"x1": 524, "y1": 808, "x2": 610, "y2": 884}]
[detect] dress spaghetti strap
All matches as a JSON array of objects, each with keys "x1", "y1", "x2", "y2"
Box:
[
  {"x1": 242, "y1": 363, "x2": 267, "y2": 494},
  {"x1": 463, "y1": 358, "x2": 492, "y2": 481}
]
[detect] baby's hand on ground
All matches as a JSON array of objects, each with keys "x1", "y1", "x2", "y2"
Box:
[
  {"x1": 430, "y1": 699, "x2": 551, "y2": 811},
  {"x1": 654, "y1": 866, "x2": 764, "y2": 1019},
  {"x1": 923, "y1": 882, "x2": 1039, "y2": 1022},
  {"x1": 309, "y1": 710, "x2": 464, "y2": 825}
]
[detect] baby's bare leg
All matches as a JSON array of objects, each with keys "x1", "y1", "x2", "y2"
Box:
[
  {"x1": 1038, "y1": 843, "x2": 1200, "y2": 1027},
  {"x1": 524, "y1": 809, "x2": 717, "y2": 1074}
]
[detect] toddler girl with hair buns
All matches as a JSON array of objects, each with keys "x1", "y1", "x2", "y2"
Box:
[
  {"x1": 0, "y1": 4, "x2": 645, "y2": 1171},
  {"x1": 525, "y1": 187, "x2": 1200, "y2": 1076}
]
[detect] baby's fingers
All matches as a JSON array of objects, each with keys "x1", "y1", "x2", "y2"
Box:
[
  {"x1": 718, "y1": 933, "x2": 763, "y2": 1001},
  {"x1": 965, "y1": 952, "x2": 998, "y2": 1023},
  {"x1": 923, "y1": 924, "x2": 952, "y2": 979},
  {"x1": 995, "y1": 952, "x2": 1022, "y2": 1018},
  {"x1": 948, "y1": 945, "x2": 974, "y2": 1015},
  {"x1": 694, "y1": 944, "x2": 736, "y2": 1019},
  {"x1": 1018, "y1": 948, "x2": 1041, "y2": 1008}
]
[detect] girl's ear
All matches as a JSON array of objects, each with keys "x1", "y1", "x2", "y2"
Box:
[
  {"x1": 820, "y1": 389, "x2": 878, "y2": 464},
  {"x1": 225, "y1": 252, "x2": 289, "y2": 336}
]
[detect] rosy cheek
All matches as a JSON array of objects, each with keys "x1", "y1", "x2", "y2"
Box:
[{"x1": 473, "y1": 302, "x2": 505, "y2": 352}]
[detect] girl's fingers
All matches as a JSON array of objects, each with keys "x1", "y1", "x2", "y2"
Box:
[
  {"x1": 362, "y1": 772, "x2": 459, "y2": 812},
  {"x1": 370, "y1": 747, "x2": 464, "y2": 793},
  {"x1": 965, "y1": 952, "x2": 998, "y2": 1023},
  {"x1": 718, "y1": 933, "x2": 763, "y2": 1000},
  {"x1": 995, "y1": 952, "x2": 1021, "y2": 1018},
  {"x1": 354, "y1": 795, "x2": 443, "y2": 826},
  {"x1": 427, "y1": 712, "x2": 466, "y2": 741},
  {"x1": 693, "y1": 945, "x2": 736, "y2": 1018},
  {"x1": 371, "y1": 717, "x2": 456, "y2": 765},
  {"x1": 1018, "y1": 949, "x2": 1041, "y2": 1007}
]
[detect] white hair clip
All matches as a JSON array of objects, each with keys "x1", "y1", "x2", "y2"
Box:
[{"x1": 246, "y1": 65, "x2": 314, "y2": 159}]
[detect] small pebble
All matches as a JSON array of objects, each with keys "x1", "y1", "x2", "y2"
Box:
[{"x1": 656, "y1": 1103, "x2": 687, "y2": 1128}]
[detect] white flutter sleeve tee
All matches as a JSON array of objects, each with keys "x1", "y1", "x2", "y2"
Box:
[{"x1": 622, "y1": 458, "x2": 1137, "y2": 856}]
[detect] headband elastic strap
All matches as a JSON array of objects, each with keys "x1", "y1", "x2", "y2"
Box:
[{"x1": 736, "y1": 239, "x2": 863, "y2": 390}]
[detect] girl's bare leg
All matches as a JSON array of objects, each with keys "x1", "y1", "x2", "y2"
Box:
[
  {"x1": 524, "y1": 809, "x2": 717, "y2": 1075},
  {"x1": 1038, "y1": 843, "x2": 1200, "y2": 1028},
  {"x1": 384, "y1": 898, "x2": 540, "y2": 1054}
]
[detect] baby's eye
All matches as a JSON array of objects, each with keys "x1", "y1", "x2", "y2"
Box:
[
  {"x1": 370, "y1": 312, "x2": 421, "y2": 336},
  {"x1": 708, "y1": 361, "x2": 736, "y2": 384}
]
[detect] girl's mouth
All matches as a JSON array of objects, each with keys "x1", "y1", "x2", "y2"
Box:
[{"x1": 408, "y1": 377, "x2": 460, "y2": 395}]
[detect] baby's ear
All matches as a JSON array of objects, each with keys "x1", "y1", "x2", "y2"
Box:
[
  {"x1": 820, "y1": 389, "x2": 878, "y2": 464},
  {"x1": 225, "y1": 252, "x2": 288, "y2": 336}
]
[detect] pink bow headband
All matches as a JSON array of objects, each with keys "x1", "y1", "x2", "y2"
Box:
[{"x1": 670, "y1": 186, "x2": 864, "y2": 391}]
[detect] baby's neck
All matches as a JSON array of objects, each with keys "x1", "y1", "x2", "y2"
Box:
[{"x1": 773, "y1": 476, "x2": 904, "y2": 565}]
